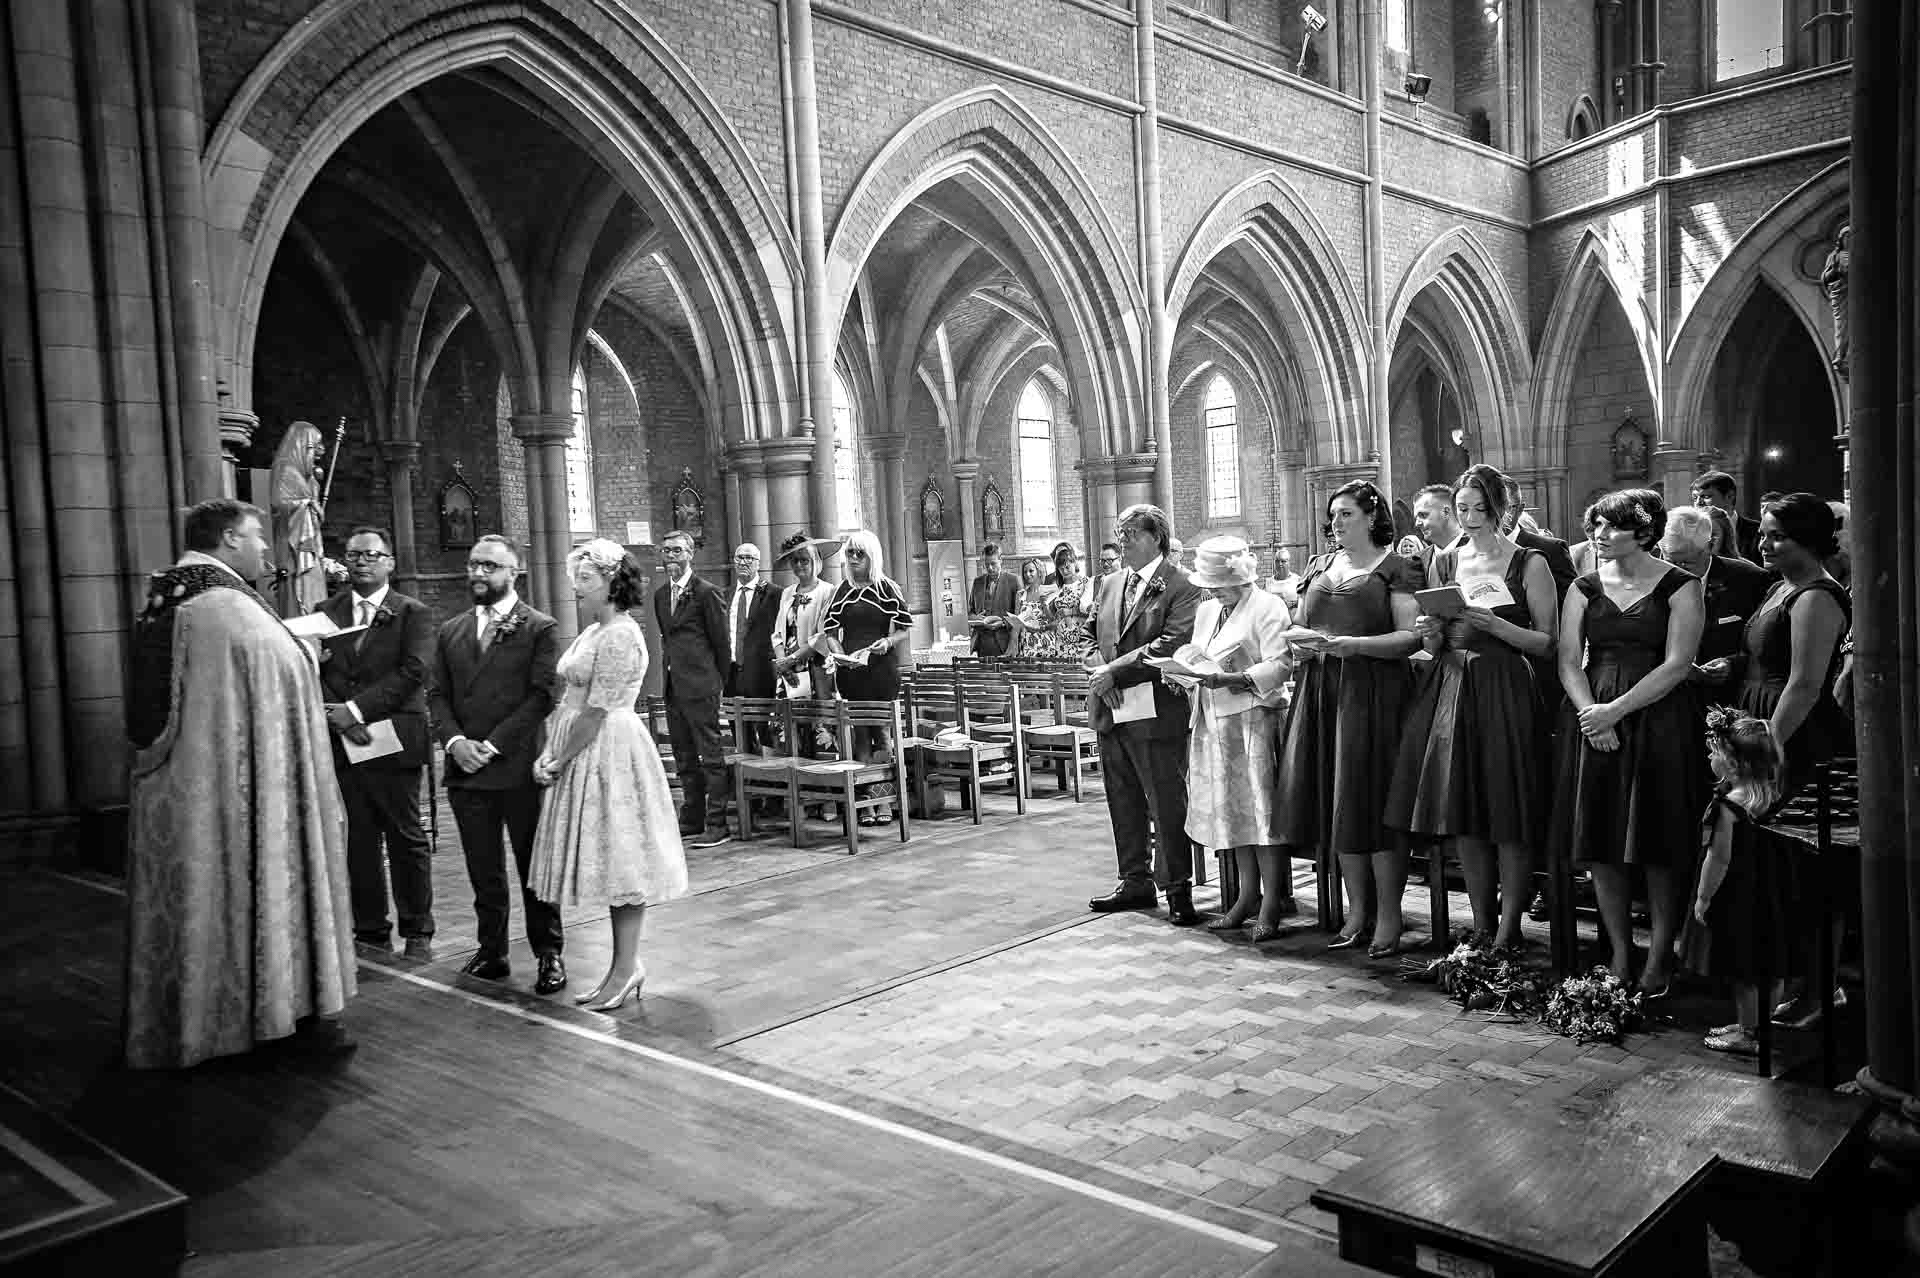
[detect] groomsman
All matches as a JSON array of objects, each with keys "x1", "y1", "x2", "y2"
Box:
[
  {"x1": 723, "y1": 542, "x2": 782, "y2": 751},
  {"x1": 317, "y1": 526, "x2": 436, "y2": 955},
  {"x1": 430, "y1": 535, "x2": 566, "y2": 994},
  {"x1": 654, "y1": 530, "x2": 733, "y2": 847}
]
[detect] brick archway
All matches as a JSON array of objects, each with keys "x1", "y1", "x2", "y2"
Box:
[
  {"x1": 202, "y1": 2, "x2": 796, "y2": 444},
  {"x1": 1532, "y1": 228, "x2": 1661, "y2": 468},
  {"x1": 826, "y1": 86, "x2": 1147, "y2": 460}
]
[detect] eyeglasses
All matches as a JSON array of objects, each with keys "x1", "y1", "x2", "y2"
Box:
[
  {"x1": 467, "y1": 559, "x2": 514, "y2": 574},
  {"x1": 732, "y1": 554, "x2": 760, "y2": 563},
  {"x1": 344, "y1": 550, "x2": 391, "y2": 563},
  {"x1": 1113, "y1": 527, "x2": 1148, "y2": 542},
  {"x1": 846, "y1": 549, "x2": 869, "y2": 559}
]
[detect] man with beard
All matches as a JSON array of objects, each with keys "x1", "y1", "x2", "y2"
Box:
[{"x1": 430, "y1": 534, "x2": 566, "y2": 993}]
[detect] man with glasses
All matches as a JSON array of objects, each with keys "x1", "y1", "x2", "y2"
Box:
[
  {"x1": 967, "y1": 541, "x2": 1021, "y2": 658},
  {"x1": 1084, "y1": 504, "x2": 1204, "y2": 925},
  {"x1": 653, "y1": 530, "x2": 733, "y2": 847},
  {"x1": 1094, "y1": 542, "x2": 1123, "y2": 586},
  {"x1": 724, "y1": 543, "x2": 782, "y2": 754},
  {"x1": 316, "y1": 526, "x2": 437, "y2": 956},
  {"x1": 430, "y1": 535, "x2": 567, "y2": 993}
]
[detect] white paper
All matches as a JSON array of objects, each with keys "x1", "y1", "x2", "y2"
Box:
[
  {"x1": 829, "y1": 647, "x2": 872, "y2": 668},
  {"x1": 625, "y1": 520, "x2": 651, "y2": 546},
  {"x1": 1459, "y1": 575, "x2": 1516, "y2": 610},
  {"x1": 342, "y1": 718, "x2": 403, "y2": 765},
  {"x1": 284, "y1": 613, "x2": 365, "y2": 639},
  {"x1": 1111, "y1": 682, "x2": 1157, "y2": 723}
]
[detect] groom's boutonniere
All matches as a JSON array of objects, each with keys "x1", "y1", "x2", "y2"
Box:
[
  {"x1": 491, "y1": 607, "x2": 525, "y2": 641},
  {"x1": 371, "y1": 604, "x2": 396, "y2": 628},
  {"x1": 1144, "y1": 576, "x2": 1167, "y2": 600}
]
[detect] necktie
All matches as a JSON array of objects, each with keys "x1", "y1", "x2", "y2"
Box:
[
  {"x1": 734, "y1": 587, "x2": 750, "y2": 662},
  {"x1": 478, "y1": 608, "x2": 495, "y2": 652},
  {"x1": 355, "y1": 600, "x2": 372, "y2": 652},
  {"x1": 1123, "y1": 571, "x2": 1140, "y2": 617}
]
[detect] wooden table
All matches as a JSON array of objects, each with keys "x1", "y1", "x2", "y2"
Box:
[{"x1": 1311, "y1": 1064, "x2": 1869, "y2": 1278}]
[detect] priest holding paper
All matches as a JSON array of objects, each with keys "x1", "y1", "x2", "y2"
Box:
[
  {"x1": 1084, "y1": 504, "x2": 1204, "y2": 924},
  {"x1": 317, "y1": 525, "x2": 438, "y2": 954}
]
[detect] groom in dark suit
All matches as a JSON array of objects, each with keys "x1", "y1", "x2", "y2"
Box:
[
  {"x1": 1084, "y1": 504, "x2": 1204, "y2": 925},
  {"x1": 317, "y1": 525, "x2": 436, "y2": 954},
  {"x1": 430, "y1": 534, "x2": 566, "y2": 993}
]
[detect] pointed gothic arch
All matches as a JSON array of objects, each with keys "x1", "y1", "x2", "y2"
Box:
[{"x1": 1532, "y1": 228, "x2": 1662, "y2": 467}]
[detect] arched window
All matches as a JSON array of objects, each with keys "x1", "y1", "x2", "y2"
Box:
[
  {"x1": 831, "y1": 369, "x2": 863, "y2": 535},
  {"x1": 566, "y1": 364, "x2": 596, "y2": 536},
  {"x1": 1017, "y1": 379, "x2": 1056, "y2": 528},
  {"x1": 1203, "y1": 374, "x2": 1240, "y2": 519}
]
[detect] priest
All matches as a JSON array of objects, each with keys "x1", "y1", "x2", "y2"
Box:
[{"x1": 123, "y1": 499, "x2": 356, "y2": 1068}]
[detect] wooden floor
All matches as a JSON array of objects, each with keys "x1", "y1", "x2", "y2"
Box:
[{"x1": 0, "y1": 867, "x2": 1361, "y2": 1277}]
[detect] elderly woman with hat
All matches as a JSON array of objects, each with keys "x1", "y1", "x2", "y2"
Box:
[
  {"x1": 771, "y1": 530, "x2": 842, "y2": 704},
  {"x1": 1182, "y1": 536, "x2": 1298, "y2": 942}
]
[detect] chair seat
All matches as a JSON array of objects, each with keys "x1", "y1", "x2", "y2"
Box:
[
  {"x1": 793, "y1": 759, "x2": 876, "y2": 775},
  {"x1": 1026, "y1": 724, "x2": 1096, "y2": 742},
  {"x1": 733, "y1": 755, "x2": 794, "y2": 774}
]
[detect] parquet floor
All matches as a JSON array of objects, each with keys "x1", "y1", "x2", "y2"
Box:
[{"x1": 0, "y1": 774, "x2": 1809, "y2": 1275}]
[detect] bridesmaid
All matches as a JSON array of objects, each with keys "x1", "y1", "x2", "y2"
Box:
[
  {"x1": 1387, "y1": 464, "x2": 1558, "y2": 950},
  {"x1": 1551, "y1": 489, "x2": 1708, "y2": 994},
  {"x1": 1273, "y1": 480, "x2": 1424, "y2": 956}
]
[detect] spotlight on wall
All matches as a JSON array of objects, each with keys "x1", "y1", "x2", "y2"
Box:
[
  {"x1": 1763, "y1": 445, "x2": 1785, "y2": 463},
  {"x1": 1403, "y1": 72, "x2": 1433, "y2": 103},
  {"x1": 1297, "y1": 5, "x2": 1327, "y2": 75}
]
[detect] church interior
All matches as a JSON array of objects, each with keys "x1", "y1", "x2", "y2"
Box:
[{"x1": 4, "y1": 0, "x2": 1920, "y2": 1274}]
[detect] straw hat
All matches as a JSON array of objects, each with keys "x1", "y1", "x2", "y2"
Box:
[
  {"x1": 1189, "y1": 535, "x2": 1257, "y2": 589},
  {"x1": 777, "y1": 530, "x2": 844, "y2": 563}
]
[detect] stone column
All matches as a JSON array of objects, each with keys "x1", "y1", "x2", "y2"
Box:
[
  {"x1": 511, "y1": 411, "x2": 575, "y2": 635},
  {"x1": 217, "y1": 405, "x2": 258, "y2": 498},
  {"x1": 950, "y1": 460, "x2": 980, "y2": 580},
  {"x1": 1276, "y1": 447, "x2": 1308, "y2": 553},
  {"x1": 1078, "y1": 454, "x2": 1159, "y2": 552},
  {"x1": 380, "y1": 440, "x2": 421, "y2": 593},
  {"x1": 721, "y1": 458, "x2": 743, "y2": 554},
  {"x1": 869, "y1": 435, "x2": 909, "y2": 585},
  {"x1": 1649, "y1": 442, "x2": 1699, "y2": 508},
  {"x1": 726, "y1": 442, "x2": 771, "y2": 562},
  {"x1": 1304, "y1": 461, "x2": 1382, "y2": 543},
  {"x1": 760, "y1": 437, "x2": 815, "y2": 576}
]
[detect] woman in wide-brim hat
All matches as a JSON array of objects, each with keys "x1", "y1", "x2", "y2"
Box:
[
  {"x1": 772, "y1": 531, "x2": 841, "y2": 705},
  {"x1": 1184, "y1": 536, "x2": 1298, "y2": 942}
]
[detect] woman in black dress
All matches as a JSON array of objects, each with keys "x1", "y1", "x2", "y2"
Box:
[
  {"x1": 821, "y1": 529, "x2": 913, "y2": 815},
  {"x1": 1552, "y1": 489, "x2": 1707, "y2": 993},
  {"x1": 1272, "y1": 481, "x2": 1424, "y2": 956}
]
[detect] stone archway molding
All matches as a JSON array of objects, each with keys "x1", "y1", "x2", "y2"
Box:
[
  {"x1": 1166, "y1": 170, "x2": 1371, "y2": 468},
  {"x1": 203, "y1": 4, "x2": 797, "y2": 445},
  {"x1": 1664, "y1": 160, "x2": 1850, "y2": 453},
  {"x1": 1383, "y1": 227, "x2": 1532, "y2": 470},
  {"x1": 826, "y1": 85, "x2": 1147, "y2": 460},
  {"x1": 1530, "y1": 227, "x2": 1660, "y2": 468}
]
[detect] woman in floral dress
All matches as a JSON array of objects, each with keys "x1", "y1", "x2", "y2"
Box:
[{"x1": 1017, "y1": 542, "x2": 1097, "y2": 663}]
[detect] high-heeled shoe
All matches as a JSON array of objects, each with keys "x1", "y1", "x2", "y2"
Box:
[
  {"x1": 1249, "y1": 922, "x2": 1285, "y2": 944},
  {"x1": 1326, "y1": 931, "x2": 1368, "y2": 951},
  {"x1": 586, "y1": 966, "x2": 646, "y2": 1012},
  {"x1": 1206, "y1": 916, "x2": 1250, "y2": 933},
  {"x1": 1367, "y1": 938, "x2": 1404, "y2": 959},
  {"x1": 572, "y1": 981, "x2": 609, "y2": 1006}
]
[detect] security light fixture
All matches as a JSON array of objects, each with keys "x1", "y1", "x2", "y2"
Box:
[
  {"x1": 1404, "y1": 72, "x2": 1432, "y2": 103},
  {"x1": 1297, "y1": 5, "x2": 1327, "y2": 74}
]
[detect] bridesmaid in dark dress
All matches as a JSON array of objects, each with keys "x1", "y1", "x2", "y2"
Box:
[
  {"x1": 1386, "y1": 464, "x2": 1558, "y2": 950},
  {"x1": 1552, "y1": 488, "x2": 1708, "y2": 993},
  {"x1": 1735, "y1": 493, "x2": 1850, "y2": 794},
  {"x1": 1273, "y1": 481, "x2": 1424, "y2": 956},
  {"x1": 821, "y1": 529, "x2": 913, "y2": 810}
]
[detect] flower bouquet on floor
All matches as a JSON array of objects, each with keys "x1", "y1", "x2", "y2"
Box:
[
  {"x1": 1539, "y1": 967, "x2": 1647, "y2": 1045},
  {"x1": 1402, "y1": 930, "x2": 1549, "y2": 1019}
]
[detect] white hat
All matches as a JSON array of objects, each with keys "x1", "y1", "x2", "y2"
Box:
[{"x1": 1189, "y1": 536, "x2": 1257, "y2": 589}]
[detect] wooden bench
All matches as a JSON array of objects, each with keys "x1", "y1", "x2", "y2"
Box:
[
  {"x1": 1312, "y1": 1063, "x2": 1870, "y2": 1278},
  {"x1": 785, "y1": 698, "x2": 910, "y2": 856}
]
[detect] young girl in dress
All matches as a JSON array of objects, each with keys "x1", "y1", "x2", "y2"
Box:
[{"x1": 1682, "y1": 707, "x2": 1790, "y2": 1057}]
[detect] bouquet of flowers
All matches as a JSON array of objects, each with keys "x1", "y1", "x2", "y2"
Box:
[
  {"x1": 1402, "y1": 931, "x2": 1549, "y2": 1018},
  {"x1": 1539, "y1": 966, "x2": 1646, "y2": 1045}
]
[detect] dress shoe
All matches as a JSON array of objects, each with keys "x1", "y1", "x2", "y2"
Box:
[
  {"x1": 1367, "y1": 938, "x2": 1405, "y2": 959},
  {"x1": 354, "y1": 932, "x2": 392, "y2": 950},
  {"x1": 289, "y1": 1016, "x2": 357, "y2": 1057},
  {"x1": 1088, "y1": 885, "x2": 1158, "y2": 912},
  {"x1": 1248, "y1": 922, "x2": 1284, "y2": 944},
  {"x1": 1165, "y1": 886, "x2": 1200, "y2": 927},
  {"x1": 1326, "y1": 931, "x2": 1368, "y2": 951},
  {"x1": 687, "y1": 826, "x2": 732, "y2": 848},
  {"x1": 534, "y1": 953, "x2": 568, "y2": 995},
  {"x1": 586, "y1": 963, "x2": 646, "y2": 1012},
  {"x1": 402, "y1": 936, "x2": 434, "y2": 960},
  {"x1": 1206, "y1": 916, "x2": 1248, "y2": 933},
  {"x1": 461, "y1": 953, "x2": 510, "y2": 980}
]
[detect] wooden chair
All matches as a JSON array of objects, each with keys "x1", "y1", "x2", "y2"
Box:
[
  {"x1": 643, "y1": 694, "x2": 681, "y2": 805},
  {"x1": 902, "y1": 677, "x2": 1027, "y2": 822},
  {"x1": 786, "y1": 698, "x2": 910, "y2": 855},
  {"x1": 1018, "y1": 670, "x2": 1101, "y2": 801},
  {"x1": 722, "y1": 696, "x2": 796, "y2": 842}
]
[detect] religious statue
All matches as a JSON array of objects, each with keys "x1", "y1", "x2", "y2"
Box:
[
  {"x1": 1610, "y1": 412, "x2": 1649, "y2": 479},
  {"x1": 1821, "y1": 224, "x2": 1849, "y2": 380},
  {"x1": 980, "y1": 476, "x2": 1006, "y2": 543},
  {"x1": 920, "y1": 477, "x2": 946, "y2": 541},
  {"x1": 670, "y1": 467, "x2": 706, "y2": 547},
  {"x1": 268, "y1": 420, "x2": 328, "y2": 618},
  {"x1": 439, "y1": 465, "x2": 478, "y2": 550}
]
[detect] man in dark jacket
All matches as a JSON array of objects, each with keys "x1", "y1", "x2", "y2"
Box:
[
  {"x1": 967, "y1": 542, "x2": 1021, "y2": 657},
  {"x1": 654, "y1": 530, "x2": 732, "y2": 847},
  {"x1": 723, "y1": 541, "x2": 783, "y2": 750},
  {"x1": 318, "y1": 525, "x2": 437, "y2": 955},
  {"x1": 430, "y1": 534, "x2": 565, "y2": 993},
  {"x1": 1691, "y1": 470, "x2": 1763, "y2": 563}
]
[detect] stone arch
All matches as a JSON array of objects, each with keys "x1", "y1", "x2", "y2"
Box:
[
  {"x1": 1666, "y1": 161, "x2": 1850, "y2": 452},
  {"x1": 1532, "y1": 227, "x2": 1661, "y2": 467},
  {"x1": 1166, "y1": 171, "x2": 1369, "y2": 466},
  {"x1": 202, "y1": 2, "x2": 797, "y2": 443},
  {"x1": 826, "y1": 86, "x2": 1146, "y2": 460},
  {"x1": 1383, "y1": 227, "x2": 1531, "y2": 467}
]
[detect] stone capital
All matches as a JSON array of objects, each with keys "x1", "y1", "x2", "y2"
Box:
[
  {"x1": 511, "y1": 411, "x2": 575, "y2": 443},
  {"x1": 948, "y1": 460, "x2": 981, "y2": 482},
  {"x1": 757, "y1": 437, "x2": 815, "y2": 478},
  {"x1": 725, "y1": 441, "x2": 767, "y2": 477},
  {"x1": 378, "y1": 439, "x2": 422, "y2": 465},
  {"x1": 218, "y1": 407, "x2": 259, "y2": 451},
  {"x1": 1077, "y1": 453, "x2": 1157, "y2": 483},
  {"x1": 867, "y1": 434, "x2": 908, "y2": 461}
]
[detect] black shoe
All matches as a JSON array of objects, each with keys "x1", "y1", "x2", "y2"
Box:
[
  {"x1": 402, "y1": 937, "x2": 434, "y2": 960},
  {"x1": 354, "y1": 932, "x2": 393, "y2": 949},
  {"x1": 1165, "y1": 885, "x2": 1201, "y2": 927},
  {"x1": 534, "y1": 953, "x2": 568, "y2": 995},
  {"x1": 461, "y1": 954, "x2": 510, "y2": 980},
  {"x1": 1527, "y1": 891, "x2": 1550, "y2": 923},
  {"x1": 1089, "y1": 885, "x2": 1158, "y2": 912},
  {"x1": 290, "y1": 1016, "x2": 357, "y2": 1057}
]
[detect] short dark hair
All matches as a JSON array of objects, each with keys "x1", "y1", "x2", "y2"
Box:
[
  {"x1": 473, "y1": 533, "x2": 523, "y2": 567},
  {"x1": 1325, "y1": 481, "x2": 1396, "y2": 547},
  {"x1": 1584, "y1": 487, "x2": 1666, "y2": 549},
  {"x1": 1117, "y1": 503, "x2": 1173, "y2": 554},
  {"x1": 981, "y1": 541, "x2": 1001, "y2": 557},
  {"x1": 1413, "y1": 483, "x2": 1454, "y2": 505},
  {"x1": 1760, "y1": 491, "x2": 1840, "y2": 559},
  {"x1": 1758, "y1": 491, "x2": 1784, "y2": 504},
  {"x1": 1453, "y1": 463, "x2": 1510, "y2": 531},
  {"x1": 182, "y1": 499, "x2": 265, "y2": 552},
  {"x1": 1693, "y1": 470, "x2": 1737, "y2": 499},
  {"x1": 605, "y1": 552, "x2": 648, "y2": 609},
  {"x1": 346, "y1": 525, "x2": 393, "y2": 553},
  {"x1": 1099, "y1": 542, "x2": 1122, "y2": 557}
]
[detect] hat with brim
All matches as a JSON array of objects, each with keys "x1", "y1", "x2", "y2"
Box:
[
  {"x1": 778, "y1": 531, "x2": 844, "y2": 563},
  {"x1": 1189, "y1": 535, "x2": 1257, "y2": 589}
]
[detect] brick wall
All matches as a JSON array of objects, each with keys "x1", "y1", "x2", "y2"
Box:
[
  {"x1": 1561, "y1": 292, "x2": 1654, "y2": 517},
  {"x1": 1535, "y1": 0, "x2": 1597, "y2": 154}
]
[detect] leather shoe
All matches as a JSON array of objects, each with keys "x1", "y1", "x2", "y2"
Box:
[
  {"x1": 535, "y1": 953, "x2": 568, "y2": 995},
  {"x1": 402, "y1": 936, "x2": 434, "y2": 960},
  {"x1": 1165, "y1": 885, "x2": 1200, "y2": 927},
  {"x1": 461, "y1": 953, "x2": 510, "y2": 980},
  {"x1": 1089, "y1": 885, "x2": 1158, "y2": 912}
]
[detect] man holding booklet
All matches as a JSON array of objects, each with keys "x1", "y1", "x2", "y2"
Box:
[{"x1": 315, "y1": 525, "x2": 438, "y2": 954}]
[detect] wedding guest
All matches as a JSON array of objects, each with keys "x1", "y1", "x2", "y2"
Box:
[
  {"x1": 1409, "y1": 483, "x2": 1460, "y2": 577},
  {"x1": 1264, "y1": 545, "x2": 1304, "y2": 607},
  {"x1": 1183, "y1": 537, "x2": 1296, "y2": 941},
  {"x1": 1660, "y1": 506, "x2": 1771, "y2": 687},
  {"x1": 1551, "y1": 489, "x2": 1708, "y2": 994},
  {"x1": 1825, "y1": 500, "x2": 1851, "y2": 590},
  {"x1": 1704, "y1": 504, "x2": 1742, "y2": 563},
  {"x1": 722, "y1": 542, "x2": 782, "y2": 753},
  {"x1": 1093, "y1": 542, "x2": 1124, "y2": 589},
  {"x1": 822, "y1": 529, "x2": 913, "y2": 822},
  {"x1": 529, "y1": 541, "x2": 688, "y2": 1013},
  {"x1": 1273, "y1": 481, "x2": 1424, "y2": 956},
  {"x1": 653, "y1": 529, "x2": 732, "y2": 848},
  {"x1": 125, "y1": 500, "x2": 355, "y2": 1066},
  {"x1": 967, "y1": 542, "x2": 1021, "y2": 658},
  {"x1": 1387, "y1": 465, "x2": 1558, "y2": 949},
  {"x1": 1083, "y1": 504, "x2": 1204, "y2": 924},
  {"x1": 771, "y1": 531, "x2": 841, "y2": 703},
  {"x1": 1692, "y1": 470, "x2": 1761, "y2": 562},
  {"x1": 1018, "y1": 541, "x2": 1097, "y2": 662},
  {"x1": 431, "y1": 535, "x2": 567, "y2": 992}
]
